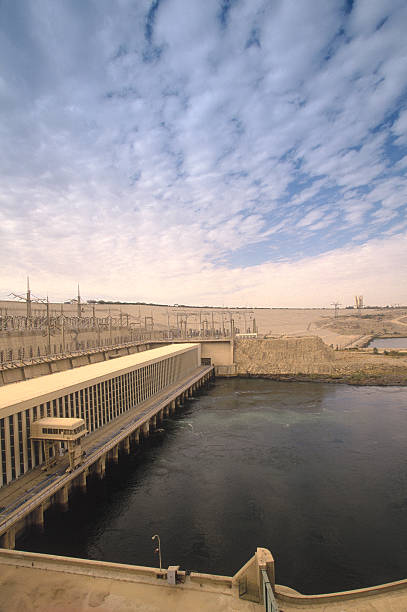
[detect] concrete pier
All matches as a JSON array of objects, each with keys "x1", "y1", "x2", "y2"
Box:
[
  {"x1": 77, "y1": 470, "x2": 87, "y2": 492},
  {"x1": 0, "y1": 527, "x2": 15, "y2": 549},
  {"x1": 112, "y1": 444, "x2": 119, "y2": 463},
  {"x1": 31, "y1": 504, "x2": 44, "y2": 530},
  {"x1": 96, "y1": 456, "x2": 106, "y2": 479},
  {"x1": 56, "y1": 485, "x2": 69, "y2": 511}
]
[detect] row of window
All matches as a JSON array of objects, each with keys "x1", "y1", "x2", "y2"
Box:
[
  {"x1": 0, "y1": 349, "x2": 196, "y2": 486},
  {"x1": 40, "y1": 424, "x2": 86, "y2": 435}
]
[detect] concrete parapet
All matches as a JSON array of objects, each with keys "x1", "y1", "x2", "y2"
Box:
[
  {"x1": 274, "y1": 576, "x2": 407, "y2": 607},
  {"x1": 0, "y1": 548, "x2": 166, "y2": 583},
  {"x1": 2, "y1": 545, "x2": 407, "y2": 610},
  {"x1": 256, "y1": 547, "x2": 275, "y2": 589},
  {"x1": 190, "y1": 572, "x2": 233, "y2": 589},
  {"x1": 232, "y1": 553, "x2": 260, "y2": 602}
]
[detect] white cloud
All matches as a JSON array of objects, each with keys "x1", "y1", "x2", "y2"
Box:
[
  {"x1": 392, "y1": 108, "x2": 407, "y2": 146},
  {"x1": 2, "y1": 231, "x2": 406, "y2": 308},
  {"x1": 0, "y1": 0, "x2": 406, "y2": 306}
]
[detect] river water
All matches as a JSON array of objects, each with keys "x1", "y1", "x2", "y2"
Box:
[
  {"x1": 368, "y1": 337, "x2": 407, "y2": 349},
  {"x1": 18, "y1": 379, "x2": 407, "y2": 595}
]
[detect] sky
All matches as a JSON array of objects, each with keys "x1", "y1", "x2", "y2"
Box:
[{"x1": 0, "y1": 0, "x2": 407, "y2": 308}]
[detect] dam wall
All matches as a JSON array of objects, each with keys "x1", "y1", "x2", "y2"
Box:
[
  {"x1": 235, "y1": 336, "x2": 336, "y2": 376},
  {"x1": 0, "y1": 326, "x2": 135, "y2": 363},
  {"x1": 0, "y1": 547, "x2": 275, "y2": 611},
  {"x1": 2, "y1": 546, "x2": 407, "y2": 611},
  {"x1": 234, "y1": 337, "x2": 407, "y2": 384},
  {"x1": 0, "y1": 341, "x2": 153, "y2": 387}
]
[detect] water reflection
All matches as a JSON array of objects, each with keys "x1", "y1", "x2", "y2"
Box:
[{"x1": 18, "y1": 379, "x2": 407, "y2": 595}]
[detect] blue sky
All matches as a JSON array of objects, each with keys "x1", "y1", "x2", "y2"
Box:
[{"x1": 0, "y1": 0, "x2": 407, "y2": 306}]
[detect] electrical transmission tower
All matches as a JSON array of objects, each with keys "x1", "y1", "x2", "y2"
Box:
[{"x1": 9, "y1": 277, "x2": 47, "y2": 317}]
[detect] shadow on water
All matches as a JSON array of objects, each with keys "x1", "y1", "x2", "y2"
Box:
[{"x1": 17, "y1": 379, "x2": 407, "y2": 595}]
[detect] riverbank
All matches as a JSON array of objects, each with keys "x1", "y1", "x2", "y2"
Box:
[
  {"x1": 234, "y1": 337, "x2": 407, "y2": 386},
  {"x1": 239, "y1": 372, "x2": 407, "y2": 386}
]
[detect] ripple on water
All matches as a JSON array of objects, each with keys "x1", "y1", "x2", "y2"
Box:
[{"x1": 17, "y1": 379, "x2": 407, "y2": 596}]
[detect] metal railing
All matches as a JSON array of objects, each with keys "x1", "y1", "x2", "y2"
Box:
[
  {"x1": 0, "y1": 340, "x2": 150, "y2": 369},
  {"x1": 261, "y1": 569, "x2": 278, "y2": 612}
]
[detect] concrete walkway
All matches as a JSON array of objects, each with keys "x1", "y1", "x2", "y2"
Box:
[
  {"x1": 2, "y1": 561, "x2": 407, "y2": 612},
  {"x1": 0, "y1": 558, "x2": 262, "y2": 612}
]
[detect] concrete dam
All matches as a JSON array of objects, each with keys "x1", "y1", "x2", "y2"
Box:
[
  {"x1": 0, "y1": 343, "x2": 213, "y2": 548},
  {"x1": 2, "y1": 339, "x2": 407, "y2": 610}
]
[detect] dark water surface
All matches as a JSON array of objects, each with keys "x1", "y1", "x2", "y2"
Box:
[
  {"x1": 18, "y1": 379, "x2": 407, "y2": 594},
  {"x1": 368, "y1": 337, "x2": 407, "y2": 348}
]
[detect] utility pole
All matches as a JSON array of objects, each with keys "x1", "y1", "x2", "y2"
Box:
[
  {"x1": 61, "y1": 303, "x2": 65, "y2": 352},
  {"x1": 77, "y1": 284, "x2": 81, "y2": 319},
  {"x1": 26, "y1": 276, "x2": 32, "y2": 319},
  {"x1": 46, "y1": 297, "x2": 51, "y2": 354}
]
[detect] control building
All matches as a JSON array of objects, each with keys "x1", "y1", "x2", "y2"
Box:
[{"x1": 0, "y1": 343, "x2": 201, "y2": 487}]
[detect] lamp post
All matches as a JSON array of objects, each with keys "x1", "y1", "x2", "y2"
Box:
[{"x1": 152, "y1": 534, "x2": 162, "y2": 571}]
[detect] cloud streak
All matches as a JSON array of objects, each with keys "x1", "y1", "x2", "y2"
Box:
[{"x1": 0, "y1": 0, "x2": 406, "y2": 306}]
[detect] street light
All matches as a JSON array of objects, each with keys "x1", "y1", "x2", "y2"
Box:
[{"x1": 152, "y1": 534, "x2": 162, "y2": 571}]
